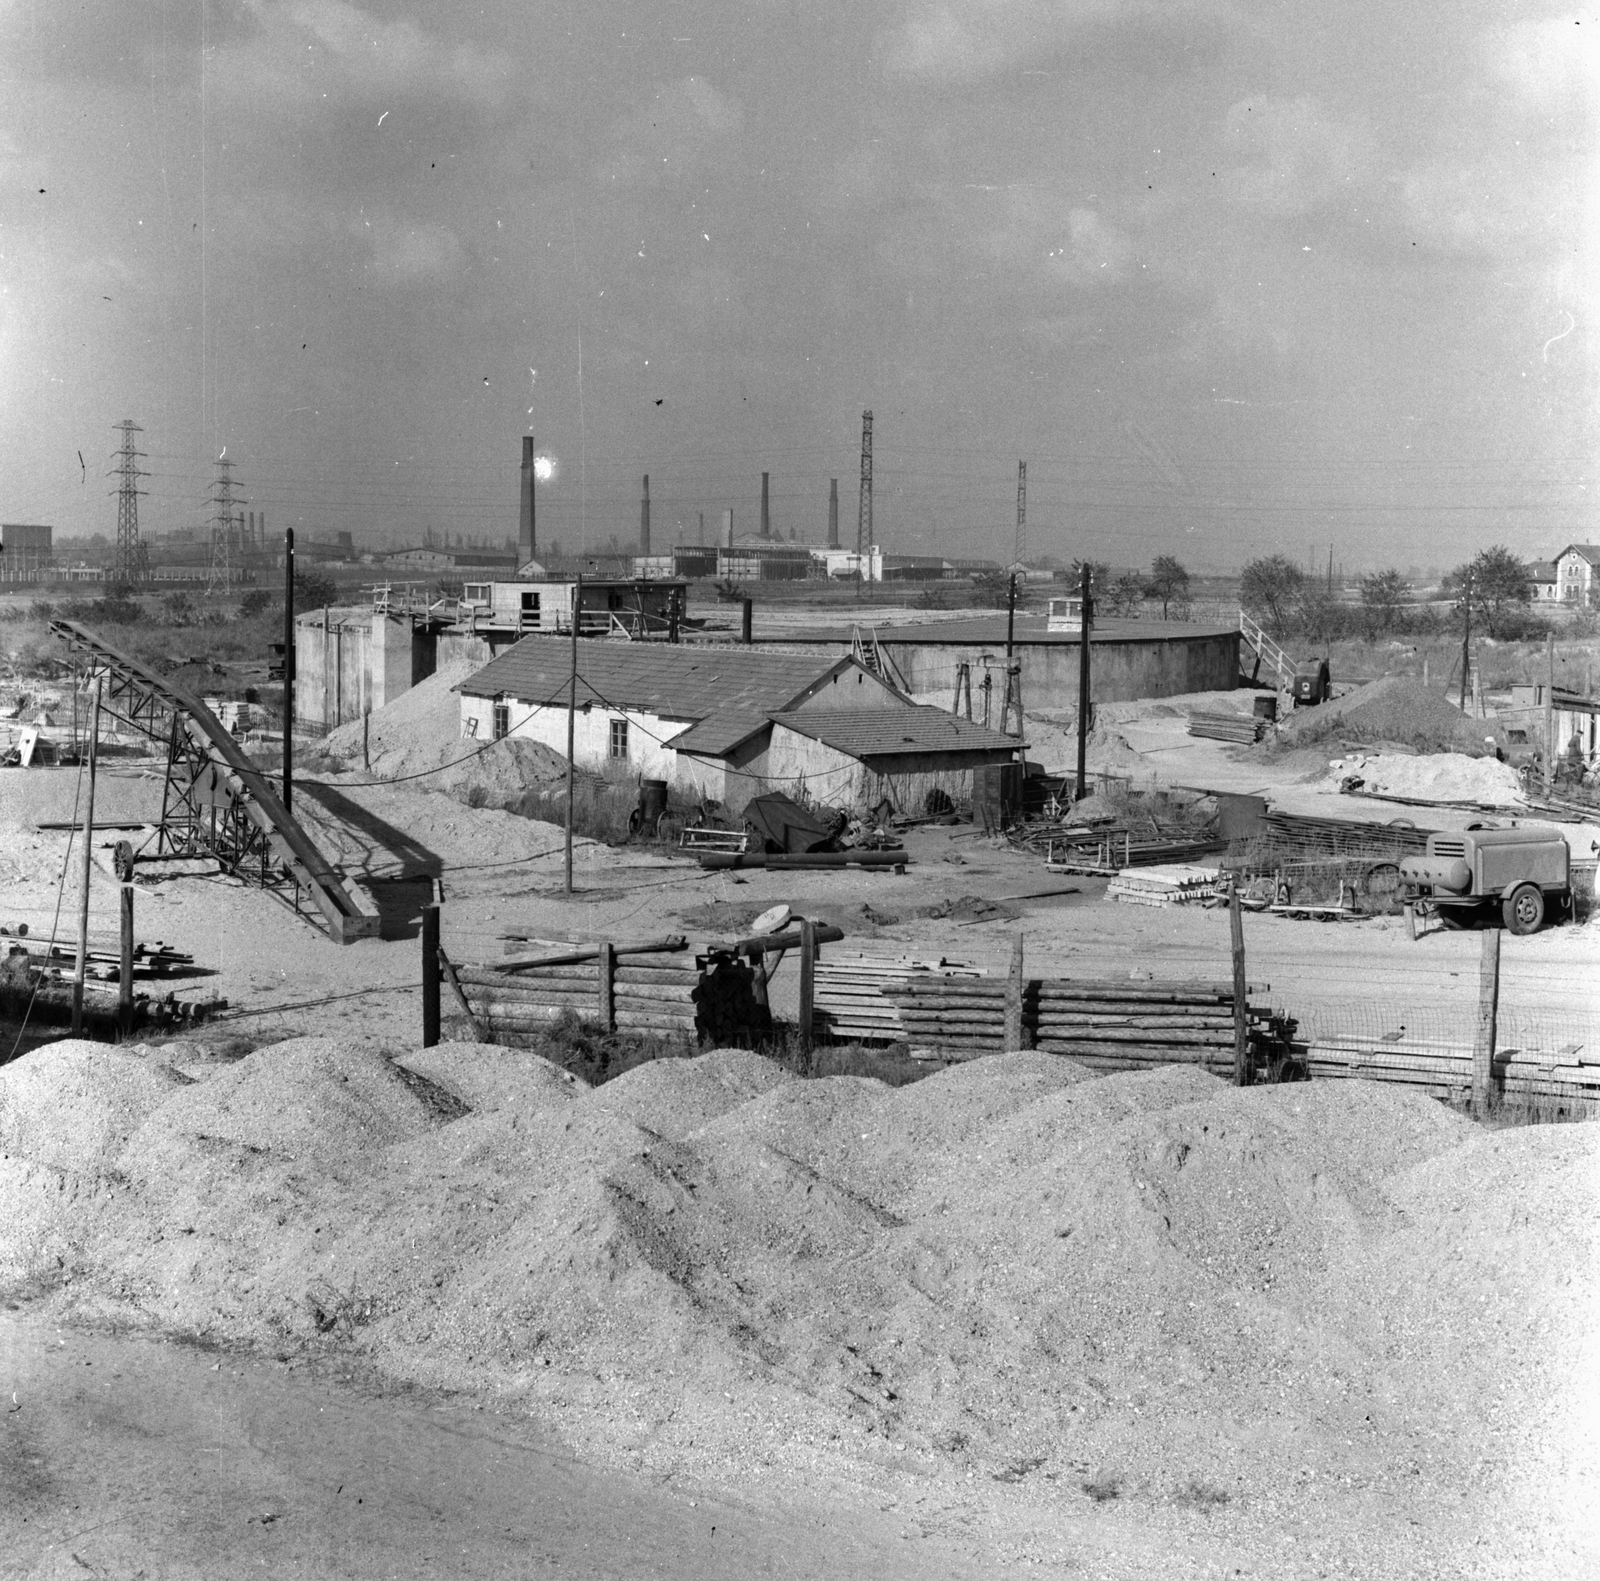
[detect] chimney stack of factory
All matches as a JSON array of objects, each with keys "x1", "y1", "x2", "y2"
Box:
[
  {"x1": 828, "y1": 479, "x2": 839, "y2": 549},
  {"x1": 519, "y1": 436, "x2": 536, "y2": 565},
  {"x1": 722, "y1": 508, "x2": 734, "y2": 548},
  {"x1": 760, "y1": 472, "x2": 770, "y2": 539},
  {"x1": 640, "y1": 475, "x2": 651, "y2": 555}
]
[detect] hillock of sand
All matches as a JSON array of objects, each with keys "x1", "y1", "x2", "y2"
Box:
[{"x1": 2, "y1": 1034, "x2": 1593, "y2": 1573}]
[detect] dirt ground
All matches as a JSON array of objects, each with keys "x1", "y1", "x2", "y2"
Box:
[{"x1": 2, "y1": 685, "x2": 1598, "y2": 1578}]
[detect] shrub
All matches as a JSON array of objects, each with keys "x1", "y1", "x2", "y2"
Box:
[{"x1": 240, "y1": 589, "x2": 277, "y2": 618}]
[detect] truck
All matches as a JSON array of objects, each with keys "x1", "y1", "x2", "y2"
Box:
[{"x1": 1398, "y1": 825, "x2": 1572, "y2": 936}]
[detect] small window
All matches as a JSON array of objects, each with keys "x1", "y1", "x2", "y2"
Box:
[
  {"x1": 492, "y1": 701, "x2": 509, "y2": 741},
  {"x1": 609, "y1": 717, "x2": 629, "y2": 759}
]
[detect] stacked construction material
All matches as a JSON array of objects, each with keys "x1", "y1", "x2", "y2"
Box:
[
  {"x1": 1041, "y1": 832, "x2": 1226, "y2": 874},
  {"x1": 880, "y1": 975, "x2": 1271, "y2": 1071},
  {"x1": 1187, "y1": 710, "x2": 1265, "y2": 744},
  {"x1": 1, "y1": 928, "x2": 195, "y2": 980},
  {"x1": 0, "y1": 955, "x2": 224, "y2": 1030},
  {"x1": 1259, "y1": 809, "x2": 1432, "y2": 858},
  {"x1": 452, "y1": 945, "x2": 703, "y2": 1044},
  {"x1": 1301, "y1": 1035, "x2": 1600, "y2": 1111},
  {"x1": 1105, "y1": 865, "x2": 1223, "y2": 907},
  {"x1": 813, "y1": 953, "x2": 986, "y2": 1043}
]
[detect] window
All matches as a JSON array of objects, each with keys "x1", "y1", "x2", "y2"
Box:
[
  {"x1": 492, "y1": 700, "x2": 509, "y2": 741},
  {"x1": 609, "y1": 717, "x2": 630, "y2": 759},
  {"x1": 519, "y1": 591, "x2": 540, "y2": 628}
]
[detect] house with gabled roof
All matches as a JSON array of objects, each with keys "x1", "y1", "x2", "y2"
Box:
[
  {"x1": 1554, "y1": 544, "x2": 1600, "y2": 605},
  {"x1": 454, "y1": 639, "x2": 1020, "y2": 814}
]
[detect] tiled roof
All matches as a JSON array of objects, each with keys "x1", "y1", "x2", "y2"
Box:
[
  {"x1": 771, "y1": 706, "x2": 1020, "y2": 758},
  {"x1": 668, "y1": 706, "x2": 774, "y2": 756},
  {"x1": 457, "y1": 638, "x2": 849, "y2": 721},
  {"x1": 1527, "y1": 561, "x2": 1558, "y2": 580},
  {"x1": 1557, "y1": 544, "x2": 1600, "y2": 565}
]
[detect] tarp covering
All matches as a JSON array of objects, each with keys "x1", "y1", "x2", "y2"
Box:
[{"x1": 742, "y1": 791, "x2": 836, "y2": 854}]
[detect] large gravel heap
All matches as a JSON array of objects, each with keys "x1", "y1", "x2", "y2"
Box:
[{"x1": 2, "y1": 1038, "x2": 1595, "y2": 1573}]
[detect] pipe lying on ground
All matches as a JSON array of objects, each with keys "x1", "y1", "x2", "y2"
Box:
[{"x1": 695, "y1": 851, "x2": 907, "y2": 871}]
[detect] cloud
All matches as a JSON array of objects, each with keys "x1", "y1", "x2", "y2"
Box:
[
  {"x1": 1484, "y1": 12, "x2": 1600, "y2": 116},
  {"x1": 596, "y1": 76, "x2": 743, "y2": 189},
  {"x1": 1216, "y1": 96, "x2": 1372, "y2": 216},
  {"x1": 355, "y1": 216, "x2": 467, "y2": 285},
  {"x1": 967, "y1": 188, "x2": 1134, "y2": 289},
  {"x1": 880, "y1": 0, "x2": 1228, "y2": 83},
  {"x1": 218, "y1": 0, "x2": 513, "y2": 110}
]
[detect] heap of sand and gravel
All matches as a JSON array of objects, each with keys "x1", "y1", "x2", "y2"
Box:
[
  {"x1": 1325, "y1": 751, "x2": 1529, "y2": 807},
  {"x1": 3, "y1": 1032, "x2": 1594, "y2": 1558},
  {"x1": 320, "y1": 659, "x2": 568, "y2": 811},
  {"x1": 1278, "y1": 676, "x2": 1501, "y2": 755}
]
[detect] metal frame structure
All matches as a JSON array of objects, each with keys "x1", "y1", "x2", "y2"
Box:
[{"x1": 49, "y1": 620, "x2": 381, "y2": 944}]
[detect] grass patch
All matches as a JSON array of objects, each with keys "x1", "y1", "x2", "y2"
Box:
[
  {"x1": 1174, "y1": 1480, "x2": 1231, "y2": 1511},
  {"x1": 1081, "y1": 1471, "x2": 1123, "y2": 1504}
]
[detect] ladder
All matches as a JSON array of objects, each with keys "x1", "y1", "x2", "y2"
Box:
[
  {"x1": 1238, "y1": 611, "x2": 1292, "y2": 691},
  {"x1": 850, "y1": 625, "x2": 910, "y2": 693}
]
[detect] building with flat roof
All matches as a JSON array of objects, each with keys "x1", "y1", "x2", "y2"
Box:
[{"x1": 0, "y1": 522, "x2": 52, "y2": 581}]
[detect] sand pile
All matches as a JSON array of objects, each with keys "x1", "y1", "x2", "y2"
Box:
[
  {"x1": 1280, "y1": 677, "x2": 1496, "y2": 754},
  {"x1": 321, "y1": 660, "x2": 568, "y2": 811},
  {"x1": 1327, "y1": 751, "x2": 1528, "y2": 806},
  {"x1": 3, "y1": 1033, "x2": 1593, "y2": 1555}
]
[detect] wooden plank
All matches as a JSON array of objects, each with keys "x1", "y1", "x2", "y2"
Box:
[
  {"x1": 435, "y1": 943, "x2": 486, "y2": 1044},
  {"x1": 496, "y1": 935, "x2": 687, "y2": 973},
  {"x1": 798, "y1": 917, "x2": 815, "y2": 1049}
]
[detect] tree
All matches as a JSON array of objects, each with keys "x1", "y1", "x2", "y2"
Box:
[
  {"x1": 1239, "y1": 555, "x2": 1305, "y2": 632},
  {"x1": 1146, "y1": 555, "x2": 1191, "y2": 619},
  {"x1": 1357, "y1": 569, "x2": 1410, "y2": 638},
  {"x1": 1445, "y1": 545, "x2": 1533, "y2": 638},
  {"x1": 239, "y1": 588, "x2": 277, "y2": 619},
  {"x1": 1107, "y1": 571, "x2": 1146, "y2": 617},
  {"x1": 293, "y1": 567, "x2": 338, "y2": 612},
  {"x1": 161, "y1": 591, "x2": 196, "y2": 626}
]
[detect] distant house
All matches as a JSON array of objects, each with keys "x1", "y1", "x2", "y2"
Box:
[
  {"x1": 0, "y1": 522, "x2": 53, "y2": 581},
  {"x1": 1528, "y1": 561, "x2": 1560, "y2": 603},
  {"x1": 455, "y1": 639, "x2": 1019, "y2": 814},
  {"x1": 1554, "y1": 544, "x2": 1600, "y2": 605},
  {"x1": 383, "y1": 546, "x2": 517, "y2": 572}
]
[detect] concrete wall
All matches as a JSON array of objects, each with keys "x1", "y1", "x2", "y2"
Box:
[
  {"x1": 295, "y1": 609, "x2": 435, "y2": 729},
  {"x1": 766, "y1": 725, "x2": 1011, "y2": 815}
]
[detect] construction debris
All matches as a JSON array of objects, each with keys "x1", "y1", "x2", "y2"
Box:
[{"x1": 1187, "y1": 709, "x2": 1266, "y2": 744}]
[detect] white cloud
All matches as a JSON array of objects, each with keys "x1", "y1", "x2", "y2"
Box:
[
  {"x1": 220, "y1": 0, "x2": 513, "y2": 109},
  {"x1": 596, "y1": 76, "x2": 744, "y2": 189},
  {"x1": 1217, "y1": 96, "x2": 1372, "y2": 216},
  {"x1": 356, "y1": 217, "x2": 466, "y2": 284},
  {"x1": 1484, "y1": 12, "x2": 1600, "y2": 115}
]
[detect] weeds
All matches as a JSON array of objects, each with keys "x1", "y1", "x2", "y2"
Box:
[
  {"x1": 1081, "y1": 1472, "x2": 1123, "y2": 1504},
  {"x1": 1174, "y1": 1480, "x2": 1231, "y2": 1511}
]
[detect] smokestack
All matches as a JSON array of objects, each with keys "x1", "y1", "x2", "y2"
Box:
[
  {"x1": 640, "y1": 474, "x2": 651, "y2": 556},
  {"x1": 248, "y1": 510, "x2": 255, "y2": 549},
  {"x1": 698, "y1": 511, "x2": 705, "y2": 545},
  {"x1": 519, "y1": 436, "x2": 536, "y2": 566},
  {"x1": 828, "y1": 480, "x2": 839, "y2": 549},
  {"x1": 760, "y1": 472, "x2": 770, "y2": 539},
  {"x1": 722, "y1": 508, "x2": 734, "y2": 548}
]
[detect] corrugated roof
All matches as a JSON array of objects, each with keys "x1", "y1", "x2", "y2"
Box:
[
  {"x1": 457, "y1": 637, "x2": 849, "y2": 721},
  {"x1": 771, "y1": 706, "x2": 1020, "y2": 758}
]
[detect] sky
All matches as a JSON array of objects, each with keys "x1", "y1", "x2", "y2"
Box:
[{"x1": 1, "y1": 0, "x2": 1596, "y2": 572}]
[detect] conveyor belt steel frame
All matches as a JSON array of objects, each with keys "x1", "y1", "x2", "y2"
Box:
[{"x1": 49, "y1": 620, "x2": 380, "y2": 943}]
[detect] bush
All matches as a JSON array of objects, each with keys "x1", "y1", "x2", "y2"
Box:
[
  {"x1": 240, "y1": 589, "x2": 277, "y2": 618},
  {"x1": 161, "y1": 592, "x2": 196, "y2": 626}
]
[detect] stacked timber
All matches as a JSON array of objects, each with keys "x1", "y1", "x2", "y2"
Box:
[
  {"x1": 1105, "y1": 865, "x2": 1222, "y2": 907},
  {"x1": 1, "y1": 929, "x2": 194, "y2": 979},
  {"x1": 0, "y1": 955, "x2": 224, "y2": 1030},
  {"x1": 813, "y1": 953, "x2": 986, "y2": 1043},
  {"x1": 881, "y1": 975, "x2": 1273, "y2": 1070},
  {"x1": 1187, "y1": 711, "x2": 1265, "y2": 744},
  {"x1": 1301, "y1": 1035, "x2": 1600, "y2": 1110}
]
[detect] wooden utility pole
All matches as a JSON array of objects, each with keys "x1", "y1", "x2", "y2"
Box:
[
  {"x1": 798, "y1": 917, "x2": 817, "y2": 1050},
  {"x1": 1459, "y1": 568, "x2": 1472, "y2": 713},
  {"x1": 1544, "y1": 632, "x2": 1556, "y2": 793},
  {"x1": 1075, "y1": 563, "x2": 1093, "y2": 800},
  {"x1": 116, "y1": 841, "x2": 135, "y2": 1035},
  {"x1": 1474, "y1": 929, "x2": 1500, "y2": 1112},
  {"x1": 1229, "y1": 886, "x2": 1250, "y2": 1086},
  {"x1": 1003, "y1": 932, "x2": 1025, "y2": 1051},
  {"x1": 565, "y1": 573, "x2": 582, "y2": 894},
  {"x1": 282, "y1": 527, "x2": 295, "y2": 814},
  {"x1": 421, "y1": 904, "x2": 441, "y2": 1047},
  {"x1": 72, "y1": 679, "x2": 103, "y2": 1036}
]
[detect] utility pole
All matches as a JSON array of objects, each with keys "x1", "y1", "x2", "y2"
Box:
[
  {"x1": 72, "y1": 679, "x2": 103, "y2": 1035},
  {"x1": 1459, "y1": 568, "x2": 1472, "y2": 713},
  {"x1": 282, "y1": 528, "x2": 295, "y2": 814},
  {"x1": 856, "y1": 409, "x2": 873, "y2": 592},
  {"x1": 1014, "y1": 461, "x2": 1027, "y2": 567},
  {"x1": 1001, "y1": 573, "x2": 1024, "y2": 737},
  {"x1": 1075, "y1": 562, "x2": 1093, "y2": 800},
  {"x1": 565, "y1": 573, "x2": 582, "y2": 894},
  {"x1": 110, "y1": 419, "x2": 148, "y2": 587},
  {"x1": 206, "y1": 455, "x2": 243, "y2": 595}
]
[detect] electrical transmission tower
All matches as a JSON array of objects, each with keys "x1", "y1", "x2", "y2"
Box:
[
  {"x1": 110, "y1": 419, "x2": 149, "y2": 586},
  {"x1": 1014, "y1": 460, "x2": 1027, "y2": 567},
  {"x1": 206, "y1": 456, "x2": 244, "y2": 594},
  {"x1": 855, "y1": 408, "x2": 874, "y2": 562}
]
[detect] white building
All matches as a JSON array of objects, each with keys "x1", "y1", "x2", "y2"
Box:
[{"x1": 1554, "y1": 544, "x2": 1600, "y2": 605}]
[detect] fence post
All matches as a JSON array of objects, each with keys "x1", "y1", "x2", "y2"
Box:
[
  {"x1": 1474, "y1": 928, "x2": 1500, "y2": 1112},
  {"x1": 117, "y1": 842, "x2": 135, "y2": 1037},
  {"x1": 599, "y1": 940, "x2": 615, "y2": 1032},
  {"x1": 798, "y1": 918, "x2": 816, "y2": 1049},
  {"x1": 1230, "y1": 888, "x2": 1250, "y2": 1086},
  {"x1": 421, "y1": 903, "x2": 441, "y2": 1047},
  {"x1": 1004, "y1": 933, "x2": 1024, "y2": 1051}
]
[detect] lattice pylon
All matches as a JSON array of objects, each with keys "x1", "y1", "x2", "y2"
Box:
[
  {"x1": 206, "y1": 456, "x2": 242, "y2": 593},
  {"x1": 111, "y1": 419, "x2": 149, "y2": 586}
]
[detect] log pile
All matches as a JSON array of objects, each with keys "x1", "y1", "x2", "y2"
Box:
[
  {"x1": 0, "y1": 955, "x2": 224, "y2": 1031},
  {"x1": 876, "y1": 975, "x2": 1276, "y2": 1072},
  {"x1": 1, "y1": 927, "x2": 194, "y2": 979},
  {"x1": 813, "y1": 953, "x2": 987, "y2": 1043},
  {"x1": 1187, "y1": 711, "x2": 1265, "y2": 744}
]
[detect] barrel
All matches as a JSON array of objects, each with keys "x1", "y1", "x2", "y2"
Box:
[{"x1": 1252, "y1": 694, "x2": 1278, "y2": 721}]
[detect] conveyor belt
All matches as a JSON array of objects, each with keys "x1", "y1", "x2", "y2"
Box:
[{"x1": 49, "y1": 621, "x2": 380, "y2": 944}]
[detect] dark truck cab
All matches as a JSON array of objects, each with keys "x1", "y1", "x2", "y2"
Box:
[{"x1": 1399, "y1": 825, "x2": 1571, "y2": 935}]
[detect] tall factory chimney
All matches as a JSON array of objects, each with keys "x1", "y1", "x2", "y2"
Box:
[
  {"x1": 640, "y1": 474, "x2": 651, "y2": 555},
  {"x1": 760, "y1": 472, "x2": 770, "y2": 539},
  {"x1": 828, "y1": 480, "x2": 839, "y2": 549},
  {"x1": 519, "y1": 436, "x2": 536, "y2": 566},
  {"x1": 722, "y1": 508, "x2": 734, "y2": 548}
]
